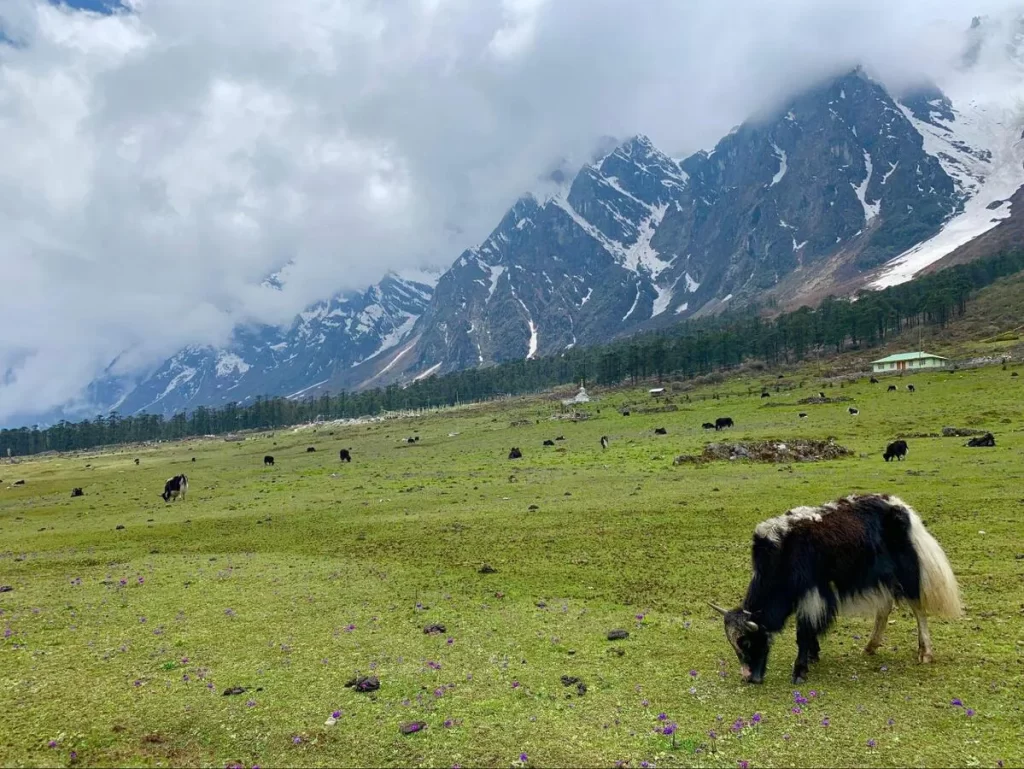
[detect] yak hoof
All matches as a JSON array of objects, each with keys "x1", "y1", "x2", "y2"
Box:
[
  {"x1": 792, "y1": 673, "x2": 807, "y2": 685},
  {"x1": 864, "y1": 643, "x2": 880, "y2": 656},
  {"x1": 919, "y1": 648, "x2": 933, "y2": 664}
]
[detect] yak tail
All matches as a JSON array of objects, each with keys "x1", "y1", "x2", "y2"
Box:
[{"x1": 906, "y1": 508, "x2": 962, "y2": 619}]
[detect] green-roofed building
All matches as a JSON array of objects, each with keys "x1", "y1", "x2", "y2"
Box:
[{"x1": 871, "y1": 351, "x2": 949, "y2": 374}]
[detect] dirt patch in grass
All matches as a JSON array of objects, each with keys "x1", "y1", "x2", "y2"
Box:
[{"x1": 674, "y1": 438, "x2": 854, "y2": 465}]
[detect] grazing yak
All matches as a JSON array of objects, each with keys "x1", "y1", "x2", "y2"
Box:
[
  {"x1": 849, "y1": 407, "x2": 859, "y2": 416},
  {"x1": 908, "y1": 384, "x2": 916, "y2": 392},
  {"x1": 161, "y1": 474, "x2": 188, "y2": 503},
  {"x1": 508, "y1": 447, "x2": 523, "y2": 460},
  {"x1": 600, "y1": 436, "x2": 609, "y2": 450},
  {"x1": 870, "y1": 377, "x2": 879, "y2": 384},
  {"x1": 339, "y1": 449, "x2": 352, "y2": 462},
  {"x1": 883, "y1": 440, "x2": 909, "y2": 462},
  {"x1": 543, "y1": 439, "x2": 555, "y2": 446},
  {"x1": 799, "y1": 413, "x2": 808, "y2": 419},
  {"x1": 655, "y1": 427, "x2": 668, "y2": 435},
  {"x1": 264, "y1": 455, "x2": 275, "y2": 466},
  {"x1": 134, "y1": 458, "x2": 140, "y2": 466},
  {"x1": 818, "y1": 391, "x2": 825, "y2": 399},
  {"x1": 710, "y1": 493, "x2": 961, "y2": 684},
  {"x1": 307, "y1": 446, "x2": 317, "y2": 453},
  {"x1": 715, "y1": 417, "x2": 734, "y2": 430},
  {"x1": 966, "y1": 433, "x2": 995, "y2": 447},
  {"x1": 702, "y1": 422, "x2": 716, "y2": 430},
  {"x1": 888, "y1": 385, "x2": 898, "y2": 392},
  {"x1": 761, "y1": 392, "x2": 770, "y2": 399},
  {"x1": 71, "y1": 487, "x2": 84, "y2": 497}
]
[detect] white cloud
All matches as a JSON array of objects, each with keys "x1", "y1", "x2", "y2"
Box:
[{"x1": 0, "y1": 0, "x2": 1021, "y2": 422}]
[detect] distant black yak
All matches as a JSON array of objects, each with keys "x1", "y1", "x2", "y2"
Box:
[
  {"x1": 508, "y1": 447, "x2": 523, "y2": 460},
  {"x1": 339, "y1": 449, "x2": 352, "y2": 462},
  {"x1": 264, "y1": 455, "x2": 275, "y2": 466},
  {"x1": 883, "y1": 440, "x2": 909, "y2": 462},
  {"x1": 715, "y1": 417, "x2": 734, "y2": 430}
]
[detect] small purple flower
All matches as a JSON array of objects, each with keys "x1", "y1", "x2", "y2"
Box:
[
  {"x1": 246, "y1": 699, "x2": 256, "y2": 707},
  {"x1": 70, "y1": 752, "x2": 77, "y2": 762},
  {"x1": 182, "y1": 674, "x2": 190, "y2": 682},
  {"x1": 519, "y1": 753, "x2": 528, "y2": 763},
  {"x1": 224, "y1": 608, "x2": 235, "y2": 617},
  {"x1": 512, "y1": 681, "x2": 520, "y2": 689},
  {"x1": 662, "y1": 722, "x2": 677, "y2": 737},
  {"x1": 887, "y1": 718, "x2": 895, "y2": 726},
  {"x1": 966, "y1": 708, "x2": 975, "y2": 717},
  {"x1": 951, "y1": 698, "x2": 964, "y2": 707},
  {"x1": 292, "y1": 736, "x2": 302, "y2": 745},
  {"x1": 332, "y1": 710, "x2": 341, "y2": 719},
  {"x1": 181, "y1": 657, "x2": 189, "y2": 664},
  {"x1": 133, "y1": 679, "x2": 142, "y2": 687},
  {"x1": 641, "y1": 699, "x2": 649, "y2": 707},
  {"x1": 808, "y1": 690, "x2": 818, "y2": 699},
  {"x1": 444, "y1": 718, "x2": 453, "y2": 728},
  {"x1": 4, "y1": 629, "x2": 12, "y2": 639},
  {"x1": 48, "y1": 740, "x2": 58, "y2": 748},
  {"x1": 751, "y1": 713, "x2": 762, "y2": 725},
  {"x1": 119, "y1": 579, "x2": 127, "y2": 587},
  {"x1": 640, "y1": 763, "x2": 650, "y2": 769},
  {"x1": 635, "y1": 614, "x2": 645, "y2": 621},
  {"x1": 731, "y1": 718, "x2": 744, "y2": 733},
  {"x1": 689, "y1": 669, "x2": 698, "y2": 678},
  {"x1": 427, "y1": 660, "x2": 441, "y2": 670},
  {"x1": 782, "y1": 733, "x2": 791, "y2": 741},
  {"x1": 791, "y1": 706, "x2": 802, "y2": 715},
  {"x1": 738, "y1": 761, "x2": 750, "y2": 769},
  {"x1": 137, "y1": 576, "x2": 144, "y2": 584},
  {"x1": 709, "y1": 730, "x2": 717, "y2": 740},
  {"x1": 820, "y1": 717, "x2": 830, "y2": 727},
  {"x1": 867, "y1": 739, "x2": 877, "y2": 748},
  {"x1": 344, "y1": 624, "x2": 356, "y2": 632},
  {"x1": 434, "y1": 688, "x2": 444, "y2": 698},
  {"x1": 447, "y1": 637, "x2": 454, "y2": 645}
]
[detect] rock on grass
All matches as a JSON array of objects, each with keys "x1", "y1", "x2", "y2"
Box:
[
  {"x1": 345, "y1": 676, "x2": 380, "y2": 692},
  {"x1": 607, "y1": 629, "x2": 629, "y2": 641}
]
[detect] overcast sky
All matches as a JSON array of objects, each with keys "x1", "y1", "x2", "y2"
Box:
[{"x1": 0, "y1": 0, "x2": 1020, "y2": 423}]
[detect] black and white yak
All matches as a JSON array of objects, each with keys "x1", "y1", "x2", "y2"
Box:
[
  {"x1": 710, "y1": 494, "x2": 961, "y2": 684},
  {"x1": 161, "y1": 474, "x2": 188, "y2": 503}
]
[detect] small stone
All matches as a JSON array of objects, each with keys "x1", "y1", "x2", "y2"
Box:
[
  {"x1": 528, "y1": 505, "x2": 539, "y2": 511},
  {"x1": 0, "y1": 585, "x2": 12, "y2": 593},
  {"x1": 115, "y1": 525, "x2": 125, "y2": 530},
  {"x1": 222, "y1": 686, "x2": 247, "y2": 696},
  {"x1": 535, "y1": 601, "x2": 547, "y2": 608},
  {"x1": 607, "y1": 629, "x2": 630, "y2": 641},
  {"x1": 400, "y1": 721, "x2": 427, "y2": 735},
  {"x1": 423, "y1": 624, "x2": 447, "y2": 635},
  {"x1": 345, "y1": 675, "x2": 380, "y2": 692},
  {"x1": 478, "y1": 564, "x2": 497, "y2": 574}
]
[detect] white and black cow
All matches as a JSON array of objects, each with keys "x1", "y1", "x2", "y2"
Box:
[
  {"x1": 161, "y1": 474, "x2": 188, "y2": 503},
  {"x1": 711, "y1": 494, "x2": 961, "y2": 684}
]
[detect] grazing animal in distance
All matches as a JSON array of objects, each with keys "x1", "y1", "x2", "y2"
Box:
[
  {"x1": 307, "y1": 446, "x2": 316, "y2": 453},
  {"x1": 600, "y1": 436, "x2": 609, "y2": 450},
  {"x1": 655, "y1": 427, "x2": 668, "y2": 435},
  {"x1": 761, "y1": 392, "x2": 770, "y2": 399},
  {"x1": 407, "y1": 437, "x2": 416, "y2": 444},
  {"x1": 13, "y1": 480, "x2": 25, "y2": 486},
  {"x1": 710, "y1": 493, "x2": 961, "y2": 684},
  {"x1": 71, "y1": 487, "x2": 83, "y2": 497},
  {"x1": 870, "y1": 377, "x2": 879, "y2": 384},
  {"x1": 818, "y1": 392, "x2": 825, "y2": 399},
  {"x1": 883, "y1": 440, "x2": 909, "y2": 462},
  {"x1": 543, "y1": 439, "x2": 555, "y2": 446},
  {"x1": 1013, "y1": 372, "x2": 1019, "y2": 377},
  {"x1": 966, "y1": 433, "x2": 995, "y2": 447},
  {"x1": 702, "y1": 422, "x2": 716, "y2": 430},
  {"x1": 508, "y1": 447, "x2": 523, "y2": 460},
  {"x1": 715, "y1": 417, "x2": 734, "y2": 431},
  {"x1": 799, "y1": 413, "x2": 808, "y2": 419},
  {"x1": 907, "y1": 384, "x2": 916, "y2": 392},
  {"x1": 888, "y1": 385, "x2": 898, "y2": 392},
  {"x1": 621, "y1": 410, "x2": 631, "y2": 417},
  {"x1": 848, "y1": 407, "x2": 859, "y2": 416},
  {"x1": 134, "y1": 458, "x2": 140, "y2": 465},
  {"x1": 161, "y1": 474, "x2": 188, "y2": 503},
  {"x1": 339, "y1": 449, "x2": 352, "y2": 462},
  {"x1": 555, "y1": 436, "x2": 565, "y2": 441},
  {"x1": 264, "y1": 455, "x2": 274, "y2": 466},
  {"x1": 191, "y1": 457, "x2": 196, "y2": 463}
]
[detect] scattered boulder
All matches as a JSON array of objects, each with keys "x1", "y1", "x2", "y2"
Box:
[
  {"x1": 345, "y1": 675, "x2": 380, "y2": 692},
  {"x1": 966, "y1": 433, "x2": 996, "y2": 448},
  {"x1": 674, "y1": 438, "x2": 853, "y2": 465},
  {"x1": 607, "y1": 629, "x2": 630, "y2": 641},
  {"x1": 942, "y1": 427, "x2": 985, "y2": 438},
  {"x1": 423, "y1": 623, "x2": 447, "y2": 635},
  {"x1": 560, "y1": 676, "x2": 587, "y2": 696}
]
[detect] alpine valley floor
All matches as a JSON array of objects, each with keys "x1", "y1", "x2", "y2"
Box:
[{"x1": 1, "y1": 365, "x2": 1022, "y2": 768}]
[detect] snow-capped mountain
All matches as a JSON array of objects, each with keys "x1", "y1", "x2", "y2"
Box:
[
  {"x1": 72, "y1": 19, "x2": 1024, "y2": 417},
  {"x1": 365, "y1": 64, "x2": 1024, "y2": 386},
  {"x1": 106, "y1": 274, "x2": 435, "y2": 416}
]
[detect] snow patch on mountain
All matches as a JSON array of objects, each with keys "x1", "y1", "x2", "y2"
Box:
[
  {"x1": 622, "y1": 203, "x2": 671, "y2": 276},
  {"x1": 215, "y1": 352, "x2": 250, "y2": 378},
  {"x1": 770, "y1": 142, "x2": 788, "y2": 186},
  {"x1": 853, "y1": 151, "x2": 880, "y2": 225}
]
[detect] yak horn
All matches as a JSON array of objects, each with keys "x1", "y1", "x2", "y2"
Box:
[
  {"x1": 707, "y1": 602, "x2": 729, "y2": 616},
  {"x1": 745, "y1": 620, "x2": 760, "y2": 632}
]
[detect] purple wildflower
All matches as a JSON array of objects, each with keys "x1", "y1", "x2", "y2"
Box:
[
  {"x1": 246, "y1": 699, "x2": 256, "y2": 707},
  {"x1": 791, "y1": 706, "x2": 802, "y2": 715},
  {"x1": 447, "y1": 637, "x2": 454, "y2": 645},
  {"x1": 966, "y1": 708, "x2": 975, "y2": 717},
  {"x1": 444, "y1": 719, "x2": 453, "y2": 728},
  {"x1": 224, "y1": 608, "x2": 235, "y2": 616},
  {"x1": 512, "y1": 681, "x2": 520, "y2": 689},
  {"x1": 808, "y1": 690, "x2": 818, "y2": 699},
  {"x1": 182, "y1": 674, "x2": 190, "y2": 682},
  {"x1": 738, "y1": 761, "x2": 750, "y2": 769},
  {"x1": 951, "y1": 698, "x2": 964, "y2": 707},
  {"x1": 640, "y1": 763, "x2": 650, "y2": 769},
  {"x1": 70, "y1": 752, "x2": 77, "y2": 762},
  {"x1": 657, "y1": 713, "x2": 667, "y2": 721},
  {"x1": 820, "y1": 717, "x2": 830, "y2": 727},
  {"x1": 782, "y1": 733, "x2": 791, "y2": 741},
  {"x1": 867, "y1": 739, "x2": 877, "y2": 748},
  {"x1": 332, "y1": 710, "x2": 341, "y2": 719},
  {"x1": 662, "y1": 723, "x2": 677, "y2": 737},
  {"x1": 709, "y1": 730, "x2": 717, "y2": 740},
  {"x1": 434, "y1": 688, "x2": 444, "y2": 698},
  {"x1": 689, "y1": 669, "x2": 698, "y2": 678},
  {"x1": 641, "y1": 699, "x2": 649, "y2": 707},
  {"x1": 48, "y1": 740, "x2": 58, "y2": 748},
  {"x1": 519, "y1": 753, "x2": 528, "y2": 763},
  {"x1": 636, "y1": 613, "x2": 645, "y2": 621},
  {"x1": 137, "y1": 576, "x2": 144, "y2": 584},
  {"x1": 344, "y1": 624, "x2": 356, "y2": 632},
  {"x1": 751, "y1": 713, "x2": 762, "y2": 725},
  {"x1": 887, "y1": 718, "x2": 895, "y2": 726},
  {"x1": 119, "y1": 579, "x2": 127, "y2": 587},
  {"x1": 133, "y1": 679, "x2": 142, "y2": 687},
  {"x1": 292, "y1": 736, "x2": 302, "y2": 745},
  {"x1": 732, "y1": 718, "x2": 744, "y2": 733}
]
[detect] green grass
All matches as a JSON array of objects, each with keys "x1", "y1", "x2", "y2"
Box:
[{"x1": 1, "y1": 365, "x2": 1023, "y2": 768}]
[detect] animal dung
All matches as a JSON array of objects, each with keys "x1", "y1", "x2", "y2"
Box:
[
  {"x1": 423, "y1": 623, "x2": 447, "y2": 635},
  {"x1": 222, "y1": 686, "x2": 247, "y2": 696},
  {"x1": 607, "y1": 629, "x2": 630, "y2": 641},
  {"x1": 479, "y1": 563, "x2": 497, "y2": 574},
  {"x1": 345, "y1": 675, "x2": 380, "y2": 693}
]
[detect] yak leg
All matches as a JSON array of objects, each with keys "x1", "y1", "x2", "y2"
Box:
[
  {"x1": 793, "y1": 619, "x2": 821, "y2": 684},
  {"x1": 864, "y1": 597, "x2": 894, "y2": 655},
  {"x1": 911, "y1": 604, "x2": 933, "y2": 663}
]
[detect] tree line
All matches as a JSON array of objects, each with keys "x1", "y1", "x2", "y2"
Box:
[{"x1": 3, "y1": 249, "x2": 1022, "y2": 458}]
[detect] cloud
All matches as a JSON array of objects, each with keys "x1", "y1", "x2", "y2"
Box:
[{"x1": 0, "y1": 0, "x2": 1020, "y2": 423}]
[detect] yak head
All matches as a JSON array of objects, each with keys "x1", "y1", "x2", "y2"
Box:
[{"x1": 710, "y1": 603, "x2": 771, "y2": 684}]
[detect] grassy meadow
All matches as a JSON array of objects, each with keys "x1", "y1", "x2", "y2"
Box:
[{"x1": 1, "y1": 364, "x2": 1022, "y2": 768}]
